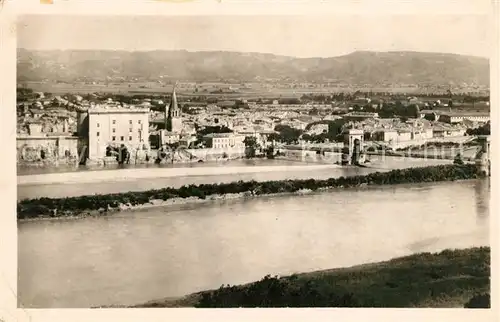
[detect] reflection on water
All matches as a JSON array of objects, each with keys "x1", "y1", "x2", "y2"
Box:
[
  {"x1": 18, "y1": 179, "x2": 489, "y2": 308},
  {"x1": 475, "y1": 178, "x2": 490, "y2": 224}
]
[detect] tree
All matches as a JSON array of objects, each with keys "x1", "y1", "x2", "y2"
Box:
[
  {"x1": 119, "y1": 144, "x2": 129, "y2": 164},
  {"x1": 464, "y1": 294, "x2": 490, "y2": 308},
  {"x1": 466, "y1": 122, "x2": 490, "y2": 136},
  {"x1": 274, "y1": 125, "x2": 303, "y2": 144},
  {"x1": 243, "y1": 136, "x2": 259, "y2": 159},
  {"x1": 266, "y1": 146, "x2": 275, "y2": 159},
  {"x1": 309, "y1": 108, "x2": 319, "y2": 115},
  {"x1": 453, "y1": 153, "x2": 464, "y2": 165}
]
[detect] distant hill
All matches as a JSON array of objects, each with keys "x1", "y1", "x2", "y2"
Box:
[{"x1": 17, "y1": 49, "x2": 489, "y2": 86}]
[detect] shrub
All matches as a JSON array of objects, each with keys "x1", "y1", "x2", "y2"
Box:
[{"x1": 464, "y1": 293, "x2": 490, "y2": 308}]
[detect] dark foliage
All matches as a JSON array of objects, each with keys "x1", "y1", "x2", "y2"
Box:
[
  {"x1": 378, "y1": 102, "x2": 420, "y2": 119},
  {"x1": 17, "y1": 164, "x2": 484, "y2": 220},
  {"x1": 454, "y1": 154, "x2": 464, "y2": 165},
  {"x1": 301, "y1": 120, "x2": 346, "y2": 143},
  {"x1": 173, "y1": 247, "x2": 490, "y2": 308},
  {"x1": 271, "y1": 125, "x2": 304, "y2": 144},
  {"x1": 243, "y1": 136, "x2": 259, "y2": 158},
  {"x1": 464, "y1": 293, "x2": 490, "y2": 308},
  {"x1": 197, "y1": 125, "x2": 233, "y2": 136},
  {"x1": 466, "y1": 122, "x2": 490, "y2": 136}
]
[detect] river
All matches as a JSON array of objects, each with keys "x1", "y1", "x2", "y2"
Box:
[
  {"x1": 18, "y1": 178, "x2": 489, "y2": 308},
  {"x1": 17, "y1": 156, "x2": 451, "y2": 200}
]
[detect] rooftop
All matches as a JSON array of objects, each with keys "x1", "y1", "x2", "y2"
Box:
[
  {"x1": 88, "y1": 106, "x2": 150, "y2": 114},
  {"x1": 203, "y1": 133, "x2": 239, "y2": 138},
  {"x1": 443, "y1": 111, "x2": 490, "y2": 117}
]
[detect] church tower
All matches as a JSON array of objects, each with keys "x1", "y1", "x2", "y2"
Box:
[{"x1": 165, "y1": 83, "x2": 182, "y2": 133}]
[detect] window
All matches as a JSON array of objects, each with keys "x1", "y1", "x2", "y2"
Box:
[
  {"x1": 129, "y1": 136, "x2": 132, "y2": 141},
  {"x1": 129, "y1": 128, "x2": 133, "y2": 132},
  {"x1": 112, "y1": 120, "x2": 116, "y2": 125},
  {"x1": 112, "y1": 128, "x2": 116, "y2": 133},
  {"x1": 97, "y1": 123, "x2": 100, "y2": 128},
  {"x1": 112, "y1": 136, "x2": 116, "y2": 141},
  {"x1": 121, "y1": 136, "x2": 124, "y2": 141},
  {"x1": 129, "y1": 120, "x2": 132, "y2": 124},
  {"x1": 138, "y1": 120, "x2": 142, "y2": 124},
  {"x1": 97, "y1": 132, "x2": 100, "y2": 137}
]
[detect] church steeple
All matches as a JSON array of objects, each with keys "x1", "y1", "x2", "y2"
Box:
[
  {"x1": 165, "y1": 82, "x2": 182, "y2": 132},
  {"x1": 170, "y1": 84, "x2": 179, "y2": 114}
]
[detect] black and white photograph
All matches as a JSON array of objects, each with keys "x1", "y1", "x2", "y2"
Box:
[{"x1": 10, "y1": 4, "x2": 494, "y2": 313}]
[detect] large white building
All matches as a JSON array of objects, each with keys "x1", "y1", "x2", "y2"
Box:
[
  {"x1": 85, "y1": 106, "x2": 150, "y2": 160},
  {"x1": 202, "y1": 133, "x2": 245, "y2": 149},
  {"x1": 439, "y1": 112, "x2": 490, "y2": 124}
]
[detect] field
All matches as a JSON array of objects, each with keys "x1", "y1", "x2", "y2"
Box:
[{"x1": 20, "y1": 81, "x2": 453, "y2": 98}]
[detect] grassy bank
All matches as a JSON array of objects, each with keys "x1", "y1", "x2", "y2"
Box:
[
  {"x1": 17, "y1": 164, "x2": 485, "y2": 220},
  {"x1": 131, "y1": 247, "x2": 490, "y2": 308}
]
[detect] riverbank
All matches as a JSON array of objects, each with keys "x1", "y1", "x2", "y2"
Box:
[
  {"x1": 17, "y1": 164, "x2": 485, "y2": 221},
  {"x1": 127, "y1": 246, "x2": 490, "y2": 308},
  {"x1": 17, "y1": 189, "x2": 320, "y2": 222}
]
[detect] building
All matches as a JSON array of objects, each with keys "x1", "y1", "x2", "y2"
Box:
[
  {"x1": 165, "y1": 85, "x2": 182, "y2": 133},
  {"x1": 341, "y1": 129, "x2": 364, "y2": 165},
  {"x1": 307, "y1": 123, "x2": 329, "y2": 135},
  {"x1": 159, "y1": 132, "x2": 181, "y2": 145},
  {"x1": 235, "y1": 128, "x2": 273, "y2": 147},
  {"x1": 410, "y1": 128, "x2": 433, "y2": 140},
  {"x1": 432, "y1": 124, "x2": 466, "y2": 138},
  {"x1": 439, "y1": 112, "x2": 490, "y2": 124},
  {"x1": 17, "y1": 121, "x2": 79, "y2": 165},
  {"x1": 85, "y1": 106, "x2": 150, "y2": 160},
  {"x1": 371, "y1": 129, "x2": 412, "y2": 143},
  {"x1": 371, "y1": 129, "x2": 399, "y2": 143},
  {"x1": 202, "y1": 133, "x2": 245, "y2": 149},
  {"x1": 343, "y1": 112, "x2": 379, "y2": 121}
]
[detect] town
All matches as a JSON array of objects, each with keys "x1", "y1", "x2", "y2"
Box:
[
  {"x1": 16, "y1": 84, "x2": 490, "y2": 168},
  {"x1": 14, "y1": 11, "x2": 492, "y2": 311}
]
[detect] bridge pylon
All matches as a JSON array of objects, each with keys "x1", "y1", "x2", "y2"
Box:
[{"x1": 475, "y1": 135, "x2": 490, "y2": 176}]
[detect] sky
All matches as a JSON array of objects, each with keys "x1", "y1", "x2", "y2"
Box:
[{"x1": 17, "y1": 14, "x2": 491, "y2": 58}]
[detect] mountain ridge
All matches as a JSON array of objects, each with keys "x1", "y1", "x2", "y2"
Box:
[{"x1": 17, "y1": 49, "x2": 490, "y2": 86}]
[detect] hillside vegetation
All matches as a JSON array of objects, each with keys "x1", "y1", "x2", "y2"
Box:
[{"x1": 131, "y1": 247, "x2": 490, "y2": 308}]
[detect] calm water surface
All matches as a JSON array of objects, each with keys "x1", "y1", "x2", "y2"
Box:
[
  {"x1": 18, "y1": 179, "x2": 489, "y2": 308},
  {"x1": 17, "y1": 158, "x2": 318, "y2": 176}
]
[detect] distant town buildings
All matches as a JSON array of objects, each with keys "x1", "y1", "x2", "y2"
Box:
[{"x1": 16, "y1": 86, "x2": 491, "y2": 167}]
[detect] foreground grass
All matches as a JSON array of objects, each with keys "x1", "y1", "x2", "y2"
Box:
[
  {"x1": 132, "y1": 247, "x2": 490, "y2": 308},
  {"x1": 18, "y1": 164, "x2": 485, "y2": 220}
]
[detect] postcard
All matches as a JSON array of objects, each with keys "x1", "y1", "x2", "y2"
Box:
[{"x1": 0, "y1": 0, "x2": 497, "y2": 321}]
